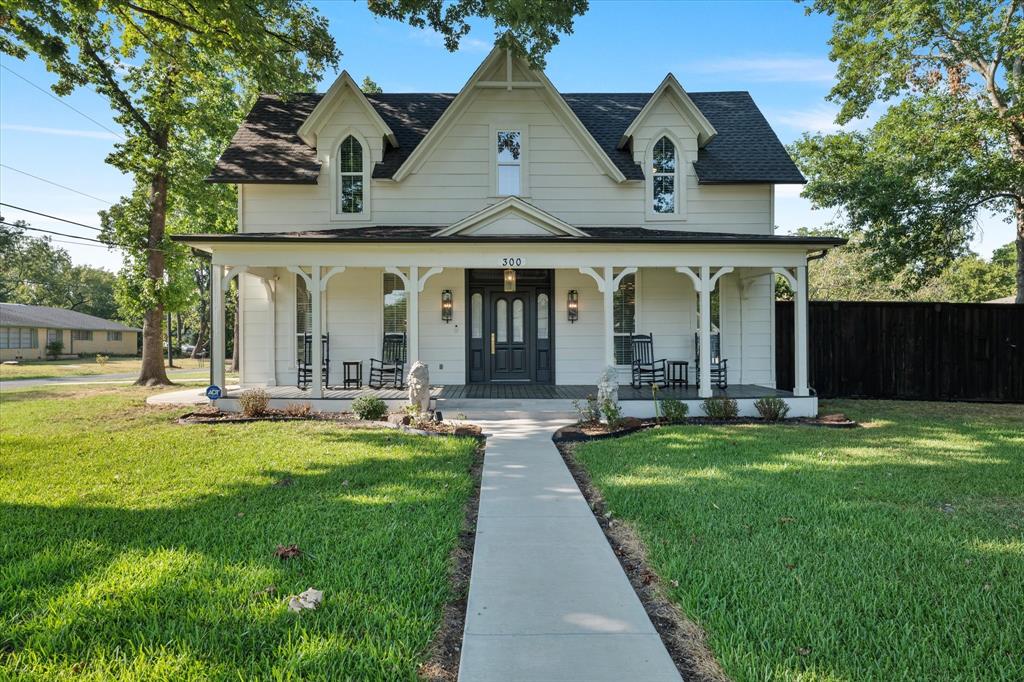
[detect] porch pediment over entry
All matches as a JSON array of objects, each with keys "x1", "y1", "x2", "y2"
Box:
[{"x1": 433, "y1": 196, "x2": 590, "y2": 238}]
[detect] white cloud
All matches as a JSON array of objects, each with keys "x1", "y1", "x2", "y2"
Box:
[
  {"x1": 770, "y1": 104, "x2": 844, "y2": 133},
  {"x1": 769, "y1": 102, "x2": 878, "y2": 136},
  {"x1": 1, "y1": 123, "x2": 120, "y2": 141},
  {"x1": 688, "y1": 56, "x2": 835, "y2": 83}
]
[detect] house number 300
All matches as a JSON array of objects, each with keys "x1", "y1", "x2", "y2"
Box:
[{"x1": 501, "y1": 257, "x2": 523, "y2": 267}]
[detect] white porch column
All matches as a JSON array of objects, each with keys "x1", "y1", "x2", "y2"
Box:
[
  {"x1": 698, "y1": 265, "x2": 712, "y2": 398},
  {"x1": 602, "y1": 265, "x2": 614, "y2": 368},
  {"x1": 310, "y1": 265, "x2": 323, "y2": 399},
  {"x1": 212, "y1": 263, "x2": 226, "y2": 389},
  {"x1": 263, "y1": 280, "x2": 276, "y2": 386},
  {"x1": 407, "y1": 265, "x2": 419, "y2": 365},
  {"x1": 794, "y1": 264, "x2": 809, "y2": 397}
]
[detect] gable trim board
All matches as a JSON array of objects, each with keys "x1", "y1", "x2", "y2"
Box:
[
  {"x1": 388, "y1": 47, "x2": 629, "y2": 185},
  {"x1": 433, "y1": 197, "x2": 590, "y2": 238},
  {"x1": 619, "y1": 74, "x2": 717, "y2": 148},
  {"x1": 298, "y1": 71, "x2": 398, "y2": 149}
]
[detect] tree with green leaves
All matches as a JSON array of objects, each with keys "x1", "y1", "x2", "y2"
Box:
[
  {"x1": 361, "y1": 76, "x2": 382, "y2": 93},
  {"x1": 2, "y1": 0, "x2": 589, "y2": 385},
  {"x1": 366, "y1": 0, "x2": 589, "y2": 66},
  {"x1": 0, "y1": 218, "x2": 121, "y2": 318},
  {"x1": 1, "y1": 1, "x2": 338, "y2": 385},
  {"x1": 795, "y1": 0, "x2": 1024, "y2": 302}
]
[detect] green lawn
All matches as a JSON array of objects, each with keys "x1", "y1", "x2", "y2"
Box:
[
  {"x1": 0, "y1": 357, "x2": 220, "y2": 381},
  {"x1": 573, "y1": 401, "x2": 1024, "y2": 681},
  {"x1": 0, "y1": 386, "x2": 477, "y2": 680}
]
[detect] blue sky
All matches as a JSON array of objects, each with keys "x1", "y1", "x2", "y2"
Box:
[{"x1": 0, "y1": 0, "x2": 1013, "y2": 271}]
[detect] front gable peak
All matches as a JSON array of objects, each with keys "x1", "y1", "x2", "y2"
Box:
[
  {"x1": 392, "y1": 46, "x2": 629, "y2": 184},
  {"x1": 619, "y1": 74, "x2": 717, "y2": 149},
  {"x1": 434, "y1": 197, "x2": 589, "y2": 238},
  {"x1": 298, "y1": 71, "x2": 397, "y2": 148}
]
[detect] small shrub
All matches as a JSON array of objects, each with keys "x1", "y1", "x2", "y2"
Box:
[
  {"x1": 754, "y1": 396, "x2": 790, "y2": 421},
  {"x1": 239, "y1": 387, "x2": 270, "y2": 417},
  {"x1": 601, "y1": 398, "x2": 623, "y2": 430},
  {"x1": 95, "y1": 354, "x2": 109, "y2": 367},
  {"x1": 282, "y1": 402, "x2": 312, "y2": 418},
  {"x1": 572, "y1": 394, "x2": 601, "y2": 424},
  {"x1": 352, "y1": 395, "x2": 388, "y2": 421},
  {"x1": 660, "y1": 398, "x2": 689, "y2": 423},
  {"x1": 45, "y1": 340, "x2": 63, "y2": 359},
  {"x1": 702, "y1": 397, "x2": 739, "y2": 420}
]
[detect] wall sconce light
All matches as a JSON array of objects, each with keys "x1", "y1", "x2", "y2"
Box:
[
  {"x1": 441, "y1": 289, "x2": 453, "y2": 323},
  {"x1": 567, "y1": 289, "x2": 579, "y2": 323},
  {"x1": 503, "y1": 268, "x2": 517, "y2": 292}
]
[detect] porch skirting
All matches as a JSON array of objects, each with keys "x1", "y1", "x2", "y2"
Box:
[{"x1": 211, "y1": 383, "x2": 817, "y2": 419}]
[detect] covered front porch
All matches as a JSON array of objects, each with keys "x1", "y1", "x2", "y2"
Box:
[{"x1": 173, "y1": 226, "x2": 842, "y2": 420}]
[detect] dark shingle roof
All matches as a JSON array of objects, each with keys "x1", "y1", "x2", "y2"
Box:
[
  {"x1": 174, "y1": 225, "x2": 844, "y2": 247},
  {"x1": 208, "y1": 90, "x2": 803, "y2": 185},
  {"x1": 0, "y1": 303, "x2": 140, "y2": 331}
]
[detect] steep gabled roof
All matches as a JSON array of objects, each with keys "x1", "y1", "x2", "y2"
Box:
[
  {"x1": 0, "y1": 303, "x2": 140, "y2": 331},
  {"x1": 298, "y1": 71, "x2": 398, "y2": 148},
  {"x1": 618, "y1": 74, "x2": 716, "y2": 148},
  {"x1": 209, "y1": 90, "x2": 803, "y2": 185}
]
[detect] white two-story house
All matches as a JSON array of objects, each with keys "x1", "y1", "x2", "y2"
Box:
[{"x1": 177, "y1": 46, "x2": 843, "y2": 416}]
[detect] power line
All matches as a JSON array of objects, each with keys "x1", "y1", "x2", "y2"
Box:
[
  {"x1": 1, "y1": 220, "x2": 108, "y2": 244},
  {"x1": 0, "y1": 202, "x2": 101, "y2": 231},
  {"x1": 0, "y1": 64, "x2": 126, "y2": 140},
  {"x1": 0, "y1": 164, "x2": 114, "y2": 204}
]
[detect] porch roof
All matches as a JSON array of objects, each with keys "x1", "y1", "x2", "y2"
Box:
[{"x1": 173, "y1": 227, "x2": 845, "y2": 249}]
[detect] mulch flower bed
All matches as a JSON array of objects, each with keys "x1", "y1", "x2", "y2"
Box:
[
  {"x1": 177, "y1": 408, "x2": 483, "y2": 438},
  {"x1": 554, "y1": 413, "x2": 858, "y2": 443}
]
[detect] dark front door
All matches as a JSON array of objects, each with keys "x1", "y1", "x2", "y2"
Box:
[
  {"x1": 466, "y1": 269, "x2": 554, "y2": 384},
  {"x1": 489, "y1": 291, "x2": 530, "y2": 382}
]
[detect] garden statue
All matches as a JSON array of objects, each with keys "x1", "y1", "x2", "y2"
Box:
[
  {"x1": 597, "y1": 365, "x2": 619, "y2": 406},
  {"x1": 407, "y1": 361, "x2": 431, "y2": 414}
]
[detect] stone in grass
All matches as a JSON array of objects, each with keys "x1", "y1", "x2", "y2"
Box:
[{"x1": 288, "y1": 587, "x2": 324, "y2": 613}]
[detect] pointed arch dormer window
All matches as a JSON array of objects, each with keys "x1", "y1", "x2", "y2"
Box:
[
  {"x1": 337, "y1": 136, "x2": 364, "y2": 214},
  {"x1": 651, "y1": 136, "x2": 676, "y2": 214}
]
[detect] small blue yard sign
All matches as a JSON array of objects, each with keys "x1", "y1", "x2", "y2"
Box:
[{"x1": 205, "y1": 385, "x2": 222, "y2": 401}]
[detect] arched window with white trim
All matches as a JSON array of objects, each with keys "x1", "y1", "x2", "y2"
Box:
[
  {"x1": 651, "y1": 136, "x2": 676, "y2": 214},
  {"x1": 337, "y1": 136, "x2": 364, "y2": 214}
]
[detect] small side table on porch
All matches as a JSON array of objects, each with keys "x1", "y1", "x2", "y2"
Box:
[
  {"x1": 667, "y1": 360, "x2": 689, "y2": 388},
  {"x1": 342, "y1": 361, "x2": 363, "y2": 389}
]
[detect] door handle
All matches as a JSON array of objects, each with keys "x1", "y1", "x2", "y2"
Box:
[{"x1": 490, "y1": 333, "x2": 496, "y2": 355}]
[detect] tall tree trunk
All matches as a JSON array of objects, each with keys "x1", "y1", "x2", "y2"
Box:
[
  {"x1": 1016, "y1": 198, "x2": 1024, "y2": 304},
  {"x1": 135, "y1": 167, "x2": 172, "y2": 386}
]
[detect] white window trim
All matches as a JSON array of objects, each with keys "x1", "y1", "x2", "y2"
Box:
[
  {"x1": 613, "y1": 269, "x2": 642, "y2": 368},
  {"x1": 328, "y1": 129, "x2": 372, "y2": 222},
  {"x1": 489, "y1": 123, "x2": 530, "y2": 198},
  {"x1": 645, "y1": 130, "x2": 687, "y2": 222}
]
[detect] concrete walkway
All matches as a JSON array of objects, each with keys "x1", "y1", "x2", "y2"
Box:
[{"x1": 459, "y1": 418, "x2": 680, "y2": 682}]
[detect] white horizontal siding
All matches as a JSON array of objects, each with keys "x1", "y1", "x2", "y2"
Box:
[{"x1": 240, "y1": 70, "x2": 773, "y2": 235}]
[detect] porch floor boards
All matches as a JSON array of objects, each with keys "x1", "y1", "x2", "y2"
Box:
[{"x1": 226, "y1": 383, "x2": 791, "y2": 401}]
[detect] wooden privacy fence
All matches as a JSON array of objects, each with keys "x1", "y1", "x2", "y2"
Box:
[{"x1": 776, "y1": 301, "x2": 1024, "y2": 402}]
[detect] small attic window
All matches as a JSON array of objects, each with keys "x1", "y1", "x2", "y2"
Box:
[
  {"x1": 337, "y1": 136, "x2": 364, "y2": 213},
  {"x1": 652, "y1": 136, "x2": 676, "y2": 214},
  {"x1": 497, "y1": 130, "x2": 522, "y2": 196}
]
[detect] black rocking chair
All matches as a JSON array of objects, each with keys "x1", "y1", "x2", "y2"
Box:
[
  {"x1": 630, "y1": 333, "x2": 668, "y2": 388},
  {"x1": 369, "y1": 332, "x2": 406, "y2": 389},
  {"x1": 694, "y1": 332, "x2": 728, "y2": 389},
  {"x1": 298, "y1": 332, "x2": 330, "y2": 390}
]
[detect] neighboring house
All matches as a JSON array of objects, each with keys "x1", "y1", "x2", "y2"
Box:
[
  {"x1": 176, "y1": 46, "x2": 843, "y2": 416},
  {"x1": 0, "y1": 303, "x2": 139, "y2": 360}
]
